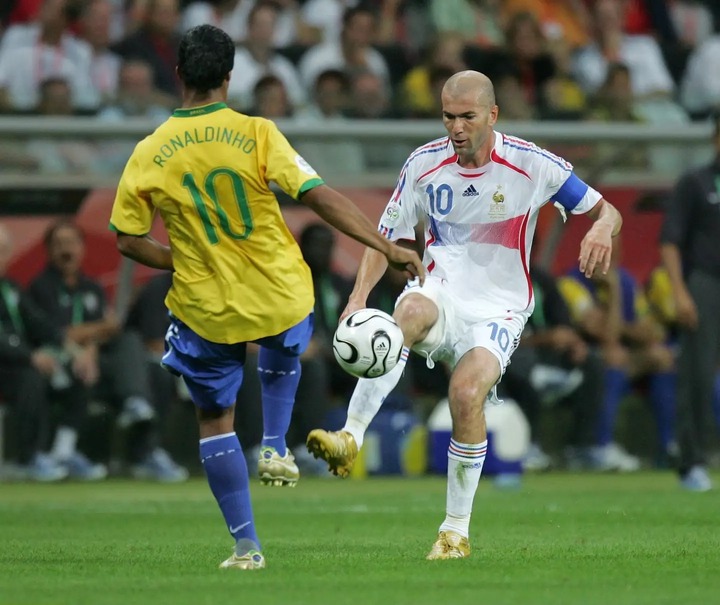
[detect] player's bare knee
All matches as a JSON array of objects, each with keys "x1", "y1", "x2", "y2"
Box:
[
  {"x1": 449, "y1": 379, "x2": 488, "y2": 411},
  {"x1": 197, "y1": 405, "x2": 235, "y2": 438},
  {"x1": 394, "y1": 294, "x2": 438, "y2": 345}
]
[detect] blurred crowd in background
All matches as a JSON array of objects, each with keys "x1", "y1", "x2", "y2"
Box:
[
  {"x1": 1, "y1": 0, "x2": 720, "y2": 486},
  {"x1": 1, "y1": 0, "x2": 720, "y2": 125}
]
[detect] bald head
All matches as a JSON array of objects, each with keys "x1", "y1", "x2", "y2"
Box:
[
  {"x1": 441, "y1": 70, "x2": 498, "y2": 166},
  {"x1": 442, "y1": 70, "x2": 495, "y2": 108}
]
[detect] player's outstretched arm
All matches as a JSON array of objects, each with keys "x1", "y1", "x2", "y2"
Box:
[
  {"x1": 578, "y1": 198, "x2": 622, "y2": 278},
  {"x1": 341, "y1": 247, "x2": 389, "y2": 320},
  {"x1": 116, "y1": 233, "x2": 174, "y2": 271},
  {"x1": 301, "y1": 185, "x2": 425, "y2": 284}
]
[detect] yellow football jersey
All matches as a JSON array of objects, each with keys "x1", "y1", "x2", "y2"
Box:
[{"x1": 110, "y1": 102, "x2": 323, "y2": 343}]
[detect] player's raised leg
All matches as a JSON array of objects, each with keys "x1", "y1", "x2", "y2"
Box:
[
  {"x1": 307, "y1": 292, "x2": 438, "y2": 477},
  {"x1": 256, "y1": 346, "x2": 302, "y2": 487},
  {"x1": 426, "y1": 347, "x2": 497, "y2": 561}
]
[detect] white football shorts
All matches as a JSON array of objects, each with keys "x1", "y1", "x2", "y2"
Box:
[{"x1": 395, "y1": 276, "x2": 526, "y2": 378}]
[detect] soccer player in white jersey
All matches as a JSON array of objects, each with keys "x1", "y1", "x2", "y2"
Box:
[{"x1": 307, "y1": 70, "x2": 623, "y2": 560}]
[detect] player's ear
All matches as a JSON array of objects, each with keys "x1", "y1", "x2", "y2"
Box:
[{"x1": 488, "y1": 105, "x2": 499, "y2": 126}]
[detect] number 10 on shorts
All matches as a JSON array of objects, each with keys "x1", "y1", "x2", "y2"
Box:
[{"x1": 487, "y1": 321, "x2": 510, "y2": 352}]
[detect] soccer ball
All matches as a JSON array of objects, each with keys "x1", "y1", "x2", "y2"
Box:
[{"x1": 333, "y1": 309, "x2": 404, "y2": 378}]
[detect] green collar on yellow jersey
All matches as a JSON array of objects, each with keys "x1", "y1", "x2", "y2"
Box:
[{"x1": 173, "y1": 102, "x2": 228, "y2": 118}]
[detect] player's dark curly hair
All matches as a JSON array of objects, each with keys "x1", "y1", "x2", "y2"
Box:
[{"x1": 177, "y1": 25, "x2": 235, "y2": 94}]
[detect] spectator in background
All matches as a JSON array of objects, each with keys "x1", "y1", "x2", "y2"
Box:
[
  {"x1": 422, "y1": 67, "x2": 456, "y2": 119},
  {"x1": 123, "y1": 0, "x2": 150, "y2": 36},
  {"x1": 124, "y1": 271, "x2": 183, "y2": 436},
  {"x1": 98, "y1": 60, "x2": 173, "y2": 173},
  {"x1": 399, "y1": 34, "x2": 467, "y2": 118},
  {"x1": 500, "y1": 264, "x2": 603, "y2": 472},
  {"x1": 294, "y1": 68, "x2": 350, "y2": 123},
  {"x1": 5, "y1": 0, "x2": 45, "y2": 24},
  {"x1": 299, "y1": 0, "x2": 359, "y2": 44},
  {"x1": 248, "y1": 74, "x2": 292, "y2": 118},
  {"x1": 573, "y1": 0, "x2": 675, "y2": 100},
  {"x1": 622, "y1": 0, "x2": 678, "y2": 44},
  {"x1": 542, "y1": 37, "x2": 587, "y2": 119},
  {"x1": 24, "y1": 78, "x2": 104, "y2": 175},
  {"x1": 589, "y1": 61, "x2": 688, "y2": 171},
  {"x1": 660, "y1": 113, "x2": 720, "y2": 491},
  {"x1": 99, "y1": 60, "x2": 174, "y2": 121},
  {"x1": 670, "y1": 0, "x2": 714, "y2": 49},
  {"x1": 182, "y1": 0, "x2": 250, "y2": 43},
  {"x1": 0, "y1": 0, "x2": 99, "y2": 112},
  {"x1": 0, "y1": 222, "x2": 76, "y2": 482},
  {"x1": 346, "y1": 70, "x2": 396, "y2": 119},
  {"x1": 113, "y1": 0, "x2": 182, "y2": 97},
  {"x1": 293, "y1": 69, "x2": 366, "y2": 175},
  {"x1": 346, "y1": 70, "x2": 407, "y2": 167},
  {"x1": 499, "y1": 12, "x2": 557, "y2": 117},
  {"x1": 429, "y1": 0, "x2": 505, "y2": 48},
  {"x1": 28, "y1": 221, "x2": 188, "y2": 482},
  {"x1": 494, "y1": 69, "x2": 536, "y2": 120},
  {"x1": 228, "y1": 1, "x2": 305, "y2": 112},
  {"x1": 589, "y1": 62, "x2": 642, "y2": 122},
  {"x1": 251, "y1": 0, "x2": 305, "y2": 49},
  {"x1": 680, "y1": 34, "x2": 720, "y2": 118},
  {"x1": 501, "y1": 0, "x2": 591, "y2": 49},
  {"x1": 298, "y1": 5, "x2": 389, "y2": 92},
  {"x1": 184, "y1": 0, "x2": 306, "y2": 48},
  {"x1": 559, "y1": 243, "x2": 676, "y2": 471},
  {"x1": 77, "y1": 0, "x2": 122, "y2": 104}
]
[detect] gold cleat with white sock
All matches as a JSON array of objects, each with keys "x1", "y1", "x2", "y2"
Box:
[
  {"x1": 219, "y1": 549, "x2": 266, "y2": 570},
  {"x1": 306, "y1": 429, "x2": 358, "y2": 478},
  {"x1": 257, "y1": 447, "x2": 299, "y2": 487},
  {"x1": 426, "y1": 531, "x2": 471, "y2": 560}
]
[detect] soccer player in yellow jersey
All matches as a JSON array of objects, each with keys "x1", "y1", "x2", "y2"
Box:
[{"x1": 110, "y1": 25, "x2": 424, "y2": 571}]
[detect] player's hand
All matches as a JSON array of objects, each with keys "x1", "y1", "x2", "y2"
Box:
[
  {"x1": 674, "y1": 286, "x2": 698, "y2": 330},
  {"x1": 549, "y1": 326, "x2": 578, "y2": 351},
  {"x1": 568, "y1": 335, "x2": 589, "y2": 365},
  {"x1": 385, "y1": 244, "x2": 425, "y2": 285},
  {"x1": 72, "y1": 347, "x2": 99, "y2": 386},
  {"x1": 339, "y1": 295, "x2": 366, "y2": 322},
  {"x1": 579, "y1": 222, "x2": 613, "y2": 278},
  {"x1": 31, "y1": 350, "x2": 59, "y2": 377}
]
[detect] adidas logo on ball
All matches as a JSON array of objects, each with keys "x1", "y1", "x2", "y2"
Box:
[{"x1": 332, "y1": 309, "x2": 404, "y2": 379}]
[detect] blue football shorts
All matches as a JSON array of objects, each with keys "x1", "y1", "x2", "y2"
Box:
[{"x1": 161, "y1": 313, "x2": 314, "y2": 410}]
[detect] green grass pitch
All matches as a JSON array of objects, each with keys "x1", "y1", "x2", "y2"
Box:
[{"x1": 1, "y1": 473, "x2": 718, "y2": 605}]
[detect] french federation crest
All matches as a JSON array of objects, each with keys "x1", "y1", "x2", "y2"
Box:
[
  {"x1": 489, "y1": 185, "x2": 506, "y2": 219},
  {"x1": 492, "y1": 185, "x2": 505, "y2": 204}
]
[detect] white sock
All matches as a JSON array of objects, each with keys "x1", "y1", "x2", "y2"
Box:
[
  {"x1": 343, "y1": 347, "x2": 409, "y2": 449},
  {"x1": 51, "y1": 426, "x2": 78, "y2": 461},
  {"x1": 439, "y1": 438, "x2": 488, "y2": 539}
]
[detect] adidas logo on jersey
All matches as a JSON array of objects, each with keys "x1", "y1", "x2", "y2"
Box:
[{"x1": 462, "y1": 185, "x2": 479, "y2": 197}]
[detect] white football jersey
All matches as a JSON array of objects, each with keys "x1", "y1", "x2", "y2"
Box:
[{"x1": 378, "y1": 132, "x2": 601, "y2": 320}]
